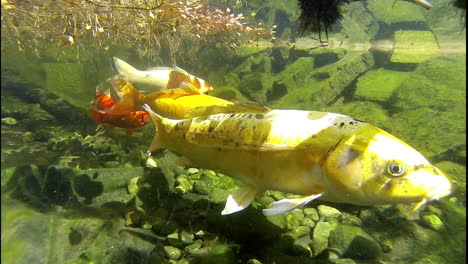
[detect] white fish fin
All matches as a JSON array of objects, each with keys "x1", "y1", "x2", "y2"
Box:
[
  {"x1": 221, "y1": 185, "x2": 263, "y2": 215},
  {"x1": 113, "y1": 57, "x2": 140, "y2": 76},
  {"x1": 142, "y1": 104, "x2": 163, "y2": 153},
  {"x1": 262, "y1": 193, "x2": 323, "y2": 216}
]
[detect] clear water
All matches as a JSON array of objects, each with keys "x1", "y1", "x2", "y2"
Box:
[{"x1": 1, "y1": 0, "x2": 465, "y2": 263}]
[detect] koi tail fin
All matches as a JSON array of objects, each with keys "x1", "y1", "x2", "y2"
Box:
[{"x1": 142, "y1": 104, "x2": 164, "y2": 153}]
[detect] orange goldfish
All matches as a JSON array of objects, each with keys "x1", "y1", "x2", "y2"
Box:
[
  {"x1": 88, "y1": 76, "x2": 232, "y2": 134},
  {"x1": 88, "y1": 90, "x2": 149, "y2": 135}
]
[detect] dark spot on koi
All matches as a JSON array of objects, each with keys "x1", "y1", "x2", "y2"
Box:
[
  {"x1": 255, "y1": 113, "x2": 264, "y2": 119},
  {"x1": 340, "y1": 122, "x2": 344, "y2": 128}
]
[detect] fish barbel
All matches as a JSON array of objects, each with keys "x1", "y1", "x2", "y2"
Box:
[
  {"x1": 143, "y1": 103, "x2": 452, "y2": 216},
  {"x1": 113, "y1": 57, "x2": 213, "y2": 94}
]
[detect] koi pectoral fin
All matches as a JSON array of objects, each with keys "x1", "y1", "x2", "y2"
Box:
[
  {"x1": 262, "y1": 193, "x2": 324, "y2": 217},
  {"x1": 221, "y1": 185, "x2": 263, "y2": 215}
]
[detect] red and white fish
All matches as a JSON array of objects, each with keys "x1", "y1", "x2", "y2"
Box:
[{"x1": 113, "y1": 57, "x2": 213, "y2": 94}]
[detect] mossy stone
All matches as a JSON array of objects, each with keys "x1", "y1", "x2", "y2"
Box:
[
  {"x1": 390, "y1": 108, "x2": 465, "y2": 158},
  {"x1": 1, "y1": 117, "x2": 17, "y2": 125},
  {"x1": 285, "y1": 226, "x2": 311, "y2": 240},
  {"x1": 317, "y1": 205, "x2": 342, "y2": 221},
  {"x1": 391, "y1": 31, "x2": 439, "y2": 63},
  {"x1": 209, "y1": 187, "x2": 230, "y2": 204},
  {"x1": 355, "y1": 68, "x2": 410, "y2": 101},
  {"x1": 328, "y1": 224, "x2": 383, "y2": 259},
  {"x1": 420, "y1": 213, "x2": 445, "y2": 231},
  {"x1": 273, "y1": 57, "x2": 315, "y2": 92},
  {"x1": 392, "y1": 54, "x2": 466, "y2": 113},
  {"x1": 311, "y1": 221, "x2": 334, "y2": 256},
  {"x1": 303, "y1": 208, "x2": 320, "y2": 222},
  {"x1": 164, "y1": 246, "x2": 182, "y2": 260}
]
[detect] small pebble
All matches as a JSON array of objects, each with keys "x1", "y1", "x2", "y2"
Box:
[{"x1": 164, "y1": 246, "x2": 182, "y2": 260}]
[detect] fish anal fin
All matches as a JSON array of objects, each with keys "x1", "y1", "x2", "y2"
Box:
[
  {"x1": 222, "y1": 185, "x2": 263, "y2": 215},
  {"x1": 262, "y1": 193, "x2": 324, "y2": 217},
  {"x1": 148, "y1": 132, "x2": 161, "y2": 153}
]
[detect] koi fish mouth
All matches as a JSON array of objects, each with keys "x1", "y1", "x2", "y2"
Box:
[{"x1": 413, "y1": 188, "x2": 452, "y2": 211}]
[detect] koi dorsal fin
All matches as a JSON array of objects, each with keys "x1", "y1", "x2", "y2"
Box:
[{"x1": 184, "y1": 100, "x2": 272, "y2": 118}]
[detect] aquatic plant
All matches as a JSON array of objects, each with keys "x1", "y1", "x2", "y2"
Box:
[{"x1": 0, "y1": 0, "x2": 274, "y2": 61}]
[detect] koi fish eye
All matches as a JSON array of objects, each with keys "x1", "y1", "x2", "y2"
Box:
[{"x1": 387, "y1": 162, "x2": 406, "y2": 177}]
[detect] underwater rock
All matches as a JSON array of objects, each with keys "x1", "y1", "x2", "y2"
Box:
[
  {"x1": 328, "y1": 224, "x2": 383, "y2": 260},
  {"x1": 1, "y1": 129, "x2": 60, "y2": 168},
  {"x1": 272, "y1": 56, "x2": 315, "y2": 94},
  {"x1": 340, "y1": 2, "x2": 379, "y2": 42},
  {"x1": 355, "y1": 68, "x2": 410, "y2": 101},
  {"x1": 72, "y1": 167, "x2": 143, "y2": 209},
  {"x1": 1, "y1": 117, "x2": 17, "y2": 125},
  {"x1": 419, "y1": 213, "x2": 445, "y2": 231},
  {"x1": 164, "y1": 245, "x2": 182, "y2": 260},
  {"x1": 392, "y1": 54, "x2": 466, "y2": 113},
  {"x1": 365, "y1": 0, "x2": 426, "y2": 24},
  {"x1": 1, "y1": 94, "x2": 55, "y2": 123},
  {"x1": 238, "y1": 72, "x2": 273, "y2": 104},
  {"x1": 391, "y1": 31, "x2": 439, "y2": 63},
  {"x1": 303, "y1": 208, "x2": 320, "y2": 222},
  {"x1": 311, "y1": 221, "x2": 334, "y2": 256},
  {"x1": 390, "y1": 108, "x2": 465, "y2": 158},
  {"x1": 1, "y1": 196, "x2": 57, "y2": 263},
  {"x1": 272, "y1": 51, "x2": 374, "y2": 110},
  {"x1": 317, "y1": 205, "x2": 342, "y2": 222},
  {"x1": 188, "y1": 240, "x2": 238, "y2": 264}
]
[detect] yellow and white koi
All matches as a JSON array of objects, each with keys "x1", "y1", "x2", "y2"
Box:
[
  {"x1": 113, "y1": 57, "x2": 213, "y2": 94},
  {"x1": 143, "y1": 103, "x2": 452, "y2": 216}
]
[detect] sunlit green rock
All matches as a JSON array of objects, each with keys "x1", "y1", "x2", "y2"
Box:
[
  {"x1": 420, "y1": 213, "x2": 445, "y2": 231},
  {"x1": 391, "y1": 31, "x2": 439, "y2": 63},
  {"x1": 311, "y1": 221, "x2": 334, "y2": 256},
  {"x1": 392, "y1": 54, "x2": 466, "y2": 113},
  {"x1": 272, "y1": 51, "x2": 374, "y2": 109},
  {"x1": 355, "y1": 68, "x2": 410, "y2": 101}
]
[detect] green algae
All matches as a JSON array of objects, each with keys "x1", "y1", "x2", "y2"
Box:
[
  {"x1": 355, "y1": 68, "x2": 410, "y2": 101},
  {"x1": 390, "y1": 108, "x2": 465, "y2": 158},
  {"x1": 391, "y1": 31, "x2": 440, "y2": 63}
]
